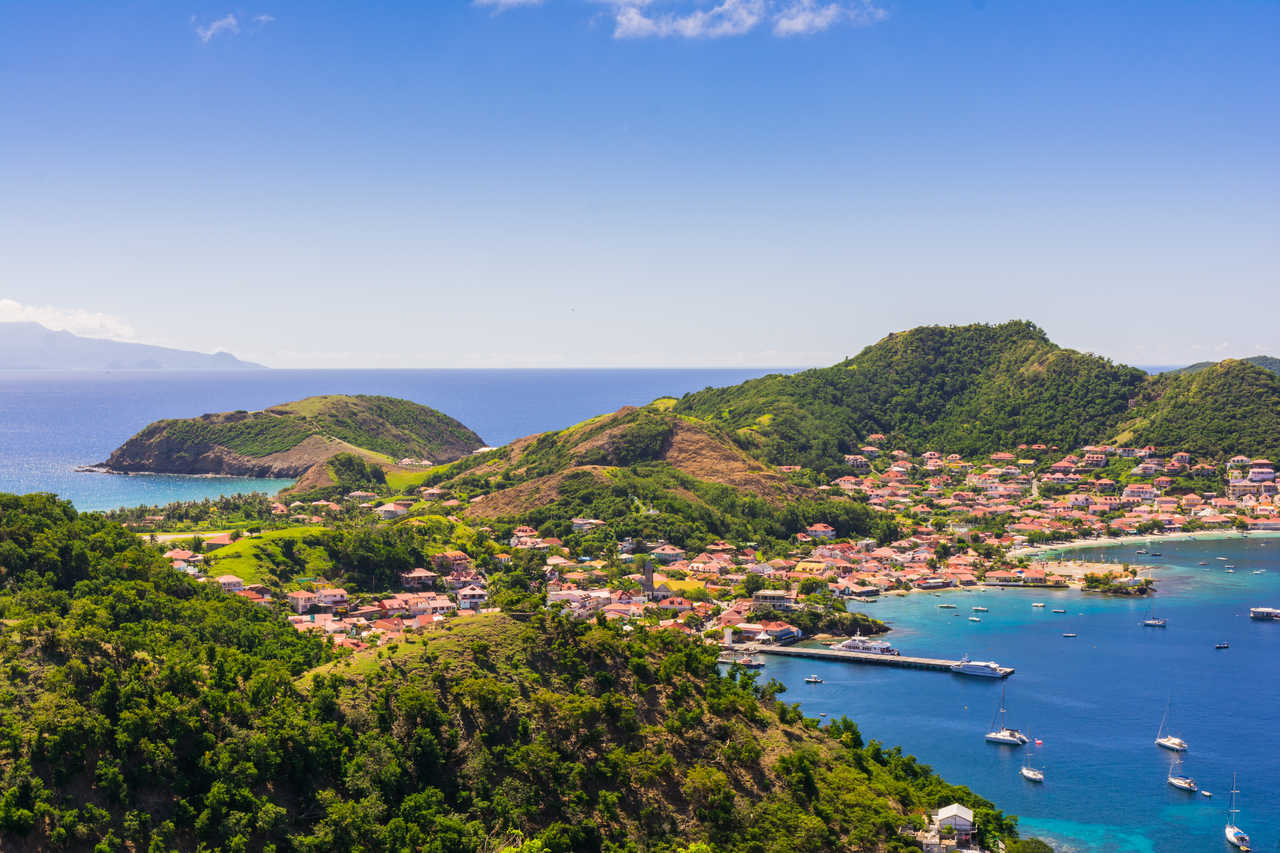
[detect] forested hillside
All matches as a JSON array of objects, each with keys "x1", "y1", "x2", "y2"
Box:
[
  {"x1": 0, "y1": 494, "x2": 1033, "y2": 852},
  {"x1": 674, "y1": 322, "x2": 1147, "y2": 471}
]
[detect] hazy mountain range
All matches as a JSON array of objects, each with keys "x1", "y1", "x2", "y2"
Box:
[{"x1": 0, "y1": 322, "x2": 263, "y2": 370}]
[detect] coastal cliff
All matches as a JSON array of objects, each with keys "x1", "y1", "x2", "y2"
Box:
[{"x1": 97, "y1": 394, "x2": 484, "y2": 477}]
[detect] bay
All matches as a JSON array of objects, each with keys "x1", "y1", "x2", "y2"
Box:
[{"x1": 763, "y1": 535, "x2": 1280, "y2": 852}]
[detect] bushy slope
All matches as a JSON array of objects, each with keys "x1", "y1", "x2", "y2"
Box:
[
  {"x1": 1170, "y1": 355, "x2": 1280, "y2": 376},
  {"x1": 0, "y1": 494, "x2": 1029, "y2": 852},
  {"x1": 1113, "y1": 360, "x2": 1280, "y2": 457},
  {"x1": 100, "y1": 395, "x2": 484, "y2": 477},
  {"x1": 674, "y1": 321, "x2": 1146, "y2": 470}
]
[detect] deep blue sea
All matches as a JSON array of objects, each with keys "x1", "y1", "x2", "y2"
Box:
[
  {"x1": 0, "y1": 368, "x2": 777, "y2": 511},
  {"x1": 761, "y1": 536, "x2": 1280, "y2": 852}
]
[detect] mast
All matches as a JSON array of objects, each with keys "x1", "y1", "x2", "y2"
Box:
[{"x1": 1228, "y1": 773, "x2": 1241, "y2": 827}]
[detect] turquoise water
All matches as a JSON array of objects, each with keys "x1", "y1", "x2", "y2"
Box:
[
  {"x1": 763, "y1": 536, "x2": 1279, "y2": 852},
  {"x1": 0, "y1": 368, "x2": 775, "y2": 511}
]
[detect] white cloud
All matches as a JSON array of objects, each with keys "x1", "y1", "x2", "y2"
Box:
[
  {"x1": 252, "y1": 13, "x2": 276, "y2": 25},
  {"x1": 615, "y1": 0, "x2": 765, "y2": 38},
  {"x1": 474, "y1": 0, "x2": 544, "y2": 12},
  {"x1": 537, "y1": 0, "x2": 886, "y2": 39},
  {"x1": 773, "y1": 0, "x2": 886, "y2": 35},
  {"x1": 194, "y1": 13, "x2": 240, "y2": 42},
  {"x1": 0, "y1": 299, "x2": 136, "y2": 340}
]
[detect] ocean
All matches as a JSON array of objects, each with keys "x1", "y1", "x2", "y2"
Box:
[
  {"x1": 762, "y1": 535, "x2": 1279, "y2": 852},
  {"x1": 0, "y1": 368, "x2": 780, "y2": 511}
]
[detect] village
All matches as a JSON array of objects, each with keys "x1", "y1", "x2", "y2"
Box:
[{"x1": 152, "y1": 436, "x2": 1280, "y2": 661}]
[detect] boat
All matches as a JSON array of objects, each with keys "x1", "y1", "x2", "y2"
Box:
[
  {"x1": 972, "y1": 606, "x2": 988, "y2": 612},
  {"x1": 1218, "y1": 556, "x2": 1229, "y2": 560},
  {"x1": 1032, "y1": 602, "x2": 1045, "y2": 608},
  {"x1": 1249, "y1": 607, "x2": 1280, "y2": 620},
  {"x1": 950, "y1": 655, "x2": 1007, "y2": 678},
  {"x1": 1226, "y1": 568, "x2": 1235, "y2": 573},
  {"x1": 985, "y1": 684, "x2": 1030, "y2": 745},
  {"x1": 1199, "y1": 561, "x2": 1208, "y2": 566},
  {"x1": 1216, "y1": 642, "x2": 1231, "y2": 649},
  {"x1": 1062, "y1": 632, "x2": 1077, "y2": 638},
  {"x1": 1151, "y1": 552, "x2": 1162, "y2": 557},
  {"x1": 937, "y1": 603, "x2": 957, "y2": 609},
  {"x1": 1225, "y1": 774, "x2": 1250, "y2": 850},
  {"x1": 1251, "y1": 569, "x2": 1265, "y2": 575},
  {"x1": 1020, "y1": 754, "x2": 1044, "y2": 783},
  {"x1": 1202, "y1": 790, "x2": 1213, "y2": 797},
  {"x1": 736, "y1": 657, "x2": 766, "y2": 669},
  {"x1": 1136, "y1": 549, "x2": 1148, "y2": 554},
  {"x1": 804, "y1": 674, "x2": 823, "y2": 684},
  {"x1": 831, "y1": 634, "x2": 900, "y2": 655},
  {"x1": 1155, "y1": 699, "x2": 1188, "y2": 752},
  {"x1": 1167, "y1": 769, "x2": 1198, "y2": 793},
  {"x1": 968, "y1": 616, "x2": 982, "y2": 622},
  {"x1": 1051, "y1": 608, "x2": 1066, "y2": 614},
  {"x1": 1142, "y1": 607, "x2": 1167, "y2": 628}
]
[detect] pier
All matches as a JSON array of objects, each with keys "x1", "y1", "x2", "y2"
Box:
[{"x1": 721, "y1": 644, "x2": 1014, "y2": 677}]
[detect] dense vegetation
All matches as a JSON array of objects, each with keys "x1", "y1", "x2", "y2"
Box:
[
  {"x1": 674, "y1": 322, "x2": 1147, "y2": 472},
  {"x1": 0, "y1": 494, "x2": 1036, "y2": 852},
  {"x1": 1170, "y1": 354, "x2": 1280, "y2": 376},
  {"x1": 1112, "y1": 360, "x2": 1280, "y2": 458},
  {"x1": 101, "y1": 395, "x2": 484, "y2": 475}
]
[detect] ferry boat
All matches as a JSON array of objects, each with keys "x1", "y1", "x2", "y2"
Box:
[
  {"x1": 1225, "y1": 775, "x2": 1250, "y2": 851},
  {"x1": 1155, "y1": 700, "x2": 1188, "y2": 752},
  {"x1": 950, "y1": 655, "x2": 1006, "y2": 678},
  {"x1": 1249, "y1": 607, "x2": 1280, "y2": 620},
  {"x1": 831, "y1": 634, "x2": 900, "y2": 655},
  {"x1": 804, "y1": 674, "x2": 823, "y2": 684},
  {"x1": 985, "y1": 685, "x2": 1030, "y2": 745}
]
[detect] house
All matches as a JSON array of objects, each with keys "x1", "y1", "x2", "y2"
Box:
[
  {"x1": 805, "y1": 522, "x2": 836, "y2": 539},
  {"x1": 571, "y1": 517, "x2": 606, "y2": 533},
  {"x1": 204, "y1": 533, "x2": 234, "y2": 550},
  {"x1": 374, "y1": 503, "x2": 408, "y2": 520},
  {"x1": 457, "y1": 585, "x2": 488, "y2": 611},
  {"x1": 215, "y1": 574, "x2": 244, "y2": 592},
  {"x1": 400, "y1": 567, "x2": 440, "y2": 589},
  {"x1": 650, "y1": 543, "x2": 687, "y2": 564},
  {"x1": 286, "y1": 590, "x2": 318, "y2": 614},
  {"x1": 919, "y1": 803, "x2": 977, "y2": 852},
  {"x1": 752, "y1": 588, "x2": 798, "y2": 610},
  {"x1": 655, "y1": 596, "x2": 694, "y2": 613},
  {"x1": 316, "y1": 587, "x2": 349, "y2": 608},
  {"x1": 432, "y1": 550, "x2": 473, "y2": 571}
]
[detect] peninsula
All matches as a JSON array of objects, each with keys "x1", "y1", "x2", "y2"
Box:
[{"x1": 0, "y1": 321, "x2": 264, "y2": 370}]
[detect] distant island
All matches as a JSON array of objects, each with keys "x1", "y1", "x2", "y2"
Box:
[
  {"x1": 93, "y1": 394, "x2": 485, "y2": 482},
  {"x1": 0, "y1": 321, "x2": 263, "y2": 370}
]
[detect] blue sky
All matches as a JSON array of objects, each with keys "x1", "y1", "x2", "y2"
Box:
[{"x1": 1, "y1": 0, "x2": 1276, "y2": 368}]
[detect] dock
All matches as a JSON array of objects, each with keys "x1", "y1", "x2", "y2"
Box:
[{"x1": 723, "y1": 644, "x2": 1014, "y2": 677}]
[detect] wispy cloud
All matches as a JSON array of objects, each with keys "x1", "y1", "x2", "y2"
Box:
[
  {"x1": 0, "y1": 299, "x2": 136, "y2": 340},
  {"x1": 194, "y1": 13, "x2": 240, "y2": 42},
  {"x1": 615, "y1": 0, "x2": 765, "y2": 38},
  {"x1": 526, "y1": 0, "x2": 885, "y2": 39},
  {"x1": 474, "y1": 0, "x2": 544, "y2": 12},
  {"x1": 252, "y1": 13, "x2": 276, "y2": 26},
  {"x1": 773, "y1": 0, "x2": 885, "y2": 36}
]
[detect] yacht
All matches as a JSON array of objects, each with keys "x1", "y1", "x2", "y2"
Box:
[
  {"x1": 1019, "y1": 756, "x2": 1044, "y2": 783},
  {"x1": 1155, "y1": 700, "x2": 1188, "y2": 752},
  {"x1": 1167, "y1": 770, "x2": 1198, "y2": 793},
  {"x1": 831, "y1": 634, "x2": 900, "y2": 655},
  {"x1": 1249, "y1": 607, "x2": 1280, "y2": 620},
  {"x1": 985, "y1": 685, "x2": 1030, "y2": 745},
  {"x1": 804, "y1": 674, "x2": 823, "y2": 684},
  {"x1": 1225, "y1": 775, "x2": 1250, "y2": 851},
  {"x1": 950, "y1": 655, "x2": 1006, "y2": 678},
  {"x1": 1142, "y1": 607, "x2": 1167, "y2": 628}
]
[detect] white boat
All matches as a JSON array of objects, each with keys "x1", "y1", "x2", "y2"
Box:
[
  {"x1": 1142, "y1": 607, "x2": 1167, "y2": 628},
  {"x1": 985, "y1": 684, "x2": 1030, "y2": 745},
  {"x1": 1051, "y1": 608, "x2": 1066, "y2": 614},
  {"x1": 950, "y1": 655, "x2": 1006, "y2": 678},
  {"x1": 1249, "y1": 607, "x2": 1280, "y2": 620},
  {"x1": 1062, "y1": 632, "x2": 1078, "y2": 638},
  {"x1": 1225, "y1": 774, "x2": 1250, "y2": 850},
  {"x1": 1167, "y1": 773, "x2": 1198, "y2": 792},
  {"x1": 1155, "y1": 699, "x2": 1188, "y2": 752},
  {"x1": 832, "y1": 634, "x2": 900, "y2": 655},
  {"x1": 968, "y1": 616, "x2": 982, "y2": 622},
  {"x1": 1020, "y1": 757, "x2": 1044, "y2": 783},
  {"x1": 972, "y1": 606, "x2": 988, "y2": 612},
  {"x1": 1032, "y1": 602, "x2": 1045, "y2": 608},
  {"x1": 804, "y1": 674, "x2": 823, "y2": 684},
  {"x1": 937, "y1": 603, "x2": 957, "y2": 609}
]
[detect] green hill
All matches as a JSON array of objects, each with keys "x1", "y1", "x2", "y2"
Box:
[
  {"x1": 1170, "y1": 355, "x2": 1280, "y2": 376},
  {"x1": 674, "y1": 321, "x2": 1146, "y2": 470},
  {"x1": 0, "y1": 493, "x2": 1035, "y2": 852},
  {"x1": 98, "y1": 394, "x2": 484, "y2": 478},
  {"x1": 1112, "y1": 359, "x2": 1280, "y2": 457}
]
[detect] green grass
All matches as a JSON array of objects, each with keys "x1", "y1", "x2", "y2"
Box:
[{"x1": 203, "y1": 526, "x2": 330, "y2": 584}]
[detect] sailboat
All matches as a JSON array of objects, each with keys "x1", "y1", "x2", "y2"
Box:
[
  {"x1": 985, "y1": 684, "x2": 1030, "y2": 745},
  {"x1": 1141, "y1": 605, "x2": 1167, "y2": 628},
  {"x1": 1020, "y1": 752, "x2": 1044, "y2": 783},
  {"x1": 1155, "y1": 699, "x2": 1188, "y2": 751},
  {"x1": 1225, "y1": 774, "x2": 1251, "y2": 850},
  {"x1": 1166, "y1": 757, "x2": 1197, "y2": 792}
]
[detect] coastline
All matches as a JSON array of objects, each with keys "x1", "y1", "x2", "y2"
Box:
[{"x1": 1007, "y1": 528, "x2": 1280, "y2": 560}]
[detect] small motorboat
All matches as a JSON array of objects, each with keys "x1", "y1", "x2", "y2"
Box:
[
  {"x1": 1062, "y1": 632, "x2": 1078, "y2": 638},
  {"x1": 1225, "y1": 568, "x2": 1236, "y2": 573},
  {"x1": 968, "y1": 616, "x2": 982, "y2": 622},
  {"x1": 818, "y1": 712, "x2": 827, "y2": 717},
  {"x1": 1201, "y1": 790, "x2": 1212, "y2": 798},
  {"x1": 1032, "y1": 602, "x2": 1045, "y2": 608},
  {"x1": 1199, "y1": 561, "x2": 1208, "y2": 566},
  {"x1": 804, "y1": 674, "x2": 823, "y2": 684},
  {"x1": 1051, "y1": 608, "x2": 1067, "y2": 614},
  {"x1": 937, "y1": 603, "x2": 957, "y2": 609},
  {"x1": 1136, "y1": 549, "x2": 1148, "y2": 554},
  {"x1": 972, "y1": 606, "x2": 989, "y2": 612},
  {"x1": 1216, "y1": 642, "x2": 1231, "y2": 650},
  {"x1": 1151, "y1": 552, "x2": 1162, "y2": 557}
]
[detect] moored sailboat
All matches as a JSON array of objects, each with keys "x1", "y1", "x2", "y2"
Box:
[
  {"x1": 1225, "y1": 774, "x2": 1250, "y2": 851},
  {"x1": 1155, "y1": 699, "x2": 1188, "y2": 751},
  {"x1": 985, "y1": 684, "x2": 1029, "y2": 745}
]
